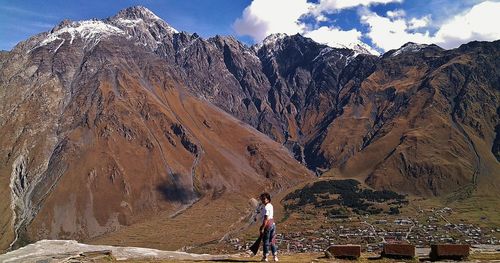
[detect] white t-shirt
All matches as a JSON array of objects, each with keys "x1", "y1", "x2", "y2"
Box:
[{"x1": 260, "y1": 203, "x2": 274, "y2": 222}]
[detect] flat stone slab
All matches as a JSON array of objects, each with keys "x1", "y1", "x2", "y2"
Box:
[
  {"x1": 430, "y1": 244, "x2": 470, "y2": 260},
  {"x1": 79, "y1": 249, "x2": 112, "y2": 257},
  {"x1": 383, "y1": 243, "x2": 415, "y2": 258},
  {"x1": 0, "y1": 240, "x2": 230, "y2": 263},
  {"x1": 326, "y1": 245, "x2": 361, "y2": 258}
]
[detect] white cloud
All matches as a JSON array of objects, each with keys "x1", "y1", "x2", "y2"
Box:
[
  {"x1": 386, "y1": 9, "x2": 406, "y2": 19},
  {"x1": 315, "y1": 14, "x2": 329, "y2": 23},
  {"x1": 360, "y1": 9, "x2": 433, "y2": 51},
  {"x1": 233, "y1": 0, "x2": 389, "y2": 53},
  {"x1": 234, "y1": 0, "x2": 500, "y2": 54},
  {"x1": 233, "y1": 0, "x2": 312, "y2": 42},
  {"x1": 314, "y1": 0, "x2": 403, "y2": 13},
  {"x1": 305, "y1": 26, "x2": 380, "y2": 55},
  {"x1": 361, "y1": 1, "x2": 500, "y2": 51},
  {"x1": 305, "y1": 26, "x2": 361, "y2": 46},
  {"x1": 408, "y1": 16, "x2": 431, "y2": 30},
  {"x1": 232, "y1": 0, "x2": 404, "y2": 42},
  {"x1": 233, "y1": 0, "x2": 377, "y2": 53},
  {"x1": 433, "y1": 1, "x2": 500, "y2": 49}
]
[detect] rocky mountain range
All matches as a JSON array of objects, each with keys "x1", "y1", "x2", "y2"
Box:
[{"x1": 0, "y1": 6, "x2": 498, "y2": 252}]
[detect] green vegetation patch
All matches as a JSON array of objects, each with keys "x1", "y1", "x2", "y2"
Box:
[{"x1": 283, "y1": 179, "x2": 408, "y2": 216}]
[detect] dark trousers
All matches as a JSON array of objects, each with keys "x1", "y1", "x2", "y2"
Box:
[{"x1": 263, "y1": 223, "x2": 277, "y2": 256}]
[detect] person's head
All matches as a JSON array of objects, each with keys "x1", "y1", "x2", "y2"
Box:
[{"x1": 260, "y1": 192, "x2": 271, "y2": 204}]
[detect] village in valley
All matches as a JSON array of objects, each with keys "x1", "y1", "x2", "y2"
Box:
[
  {"x1": 225, "y1": 206, "x2": 500, "y2": 254},
  {"x1": 217, "y1": 179, "x2": 500, "y2": 257}
]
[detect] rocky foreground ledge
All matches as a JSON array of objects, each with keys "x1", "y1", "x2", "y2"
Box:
[{"x1": 0, "y1": 240, "x2": 230, "y2": 262}]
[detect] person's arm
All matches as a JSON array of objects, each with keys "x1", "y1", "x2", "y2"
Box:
[{"x1": 260, "y1": 215, "x2": 268, "y2": 235}]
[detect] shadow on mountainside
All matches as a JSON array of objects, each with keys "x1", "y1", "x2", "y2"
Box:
[{"x1": 156, "y1": 173, "x2": 197, "y2": 204}]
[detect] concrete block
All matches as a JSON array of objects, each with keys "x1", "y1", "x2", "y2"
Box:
[
  {"x1": 325, "y1": 245, "x2": 361, "y2": 259},
  {"x1": 382, "y1": 243, "x2": 415, "y2": 258},
  {"x1": 430, "y1": 244, "x2": 469, "y2": 260}
]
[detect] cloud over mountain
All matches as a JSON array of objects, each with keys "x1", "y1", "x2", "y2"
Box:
[
  {"x1": 233, "y1": 0, "x2": 312, "y2": 41},
  {"x1": 233, "y1": 0, "x2": 500, "y2": 53}
]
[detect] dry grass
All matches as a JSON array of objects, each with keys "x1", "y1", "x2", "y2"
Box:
[
  {"x1": 89, "y1": 194, "x2": 252, "y2": 251},
  {"x1": 470, "y1": 252, "x2": 500, "y2": 261},
  {"x1": 102, "y1": 253, "x2": 416, "y2": 262},
  {"x1": 105, "y1": 251, "x2": 500, "y2": 263}
]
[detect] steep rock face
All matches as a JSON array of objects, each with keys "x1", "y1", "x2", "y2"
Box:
[
  {"x1": 164, "y1": 30, "x2": 499, "y2": 198},
  {"x1": 325, "y1": 41, "x2": 500, "y2": 197},
  {"x1": 158, "y1": 32, "x2": 373, "y2": 160},
  {"x1": 0, "y1": 17, "x2": 311, "y2": 251},
  {"x1": 1, "y1": 5, "x2": 499, "y2": 252},
  {"x1": 255, "y1": 35, "x2": 378, "y2": 163},
  {"x1": 44, "y1": 9, "x2": 497, "y2": 199}
]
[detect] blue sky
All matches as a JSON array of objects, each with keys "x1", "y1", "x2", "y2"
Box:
[{"x1": 1, "y1": 0, "x2": 499, "y2": 53}]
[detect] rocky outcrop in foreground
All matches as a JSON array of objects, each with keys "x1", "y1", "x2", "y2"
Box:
[{"x1": 0, "y1": 240, "x2": 229, "y2": 262}]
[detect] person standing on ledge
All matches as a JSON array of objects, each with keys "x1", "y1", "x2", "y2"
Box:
[{"x1": 259, "y1": 192, "x2": 278, "y2": 262}]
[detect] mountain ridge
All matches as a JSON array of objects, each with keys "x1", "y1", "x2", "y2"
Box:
[
  {"x1": 4, "y1": 5, "x2": 500, "y2": 196},
  {"x1": 0, "y1": 5, "x2": 498, "y2": 253},
  {"x1": 0, "y1": 8, "x2": 313, "y2": 251}
]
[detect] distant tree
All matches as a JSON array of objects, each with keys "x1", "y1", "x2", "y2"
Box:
[
  {"x1": 388, "y1": 207, "x2": 400, "y2": 215},
  {"x1": 284, "y1": 179, "x2": 407, "y2": 216}
]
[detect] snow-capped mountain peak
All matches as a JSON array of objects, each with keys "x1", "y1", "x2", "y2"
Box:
[
  {"x1": 38, "y1": 19, "x2": 125, "y2": 50},
  {"x1": 262, "y1": 33, "x2": 288, "y2": 46},
  {"x1": 113, "y1": 6, "x2": 162, "y2": 22},
  {"x1": 253, "y1": 33, "x2": 288, "y2": 52},
  {"x1": 390, "y1": 42, "x2": 429, "y2": 57},
  {"x1": 30, "y1": 6, "x2": 181, "y2": 53},
  {"x1": 313, "y1": 41, "x2": 379, "y2": 56},
  {"x1": 345, "y1": 42, "x2": 380, "y2": 56},
  {"x1": 110, "y1": 6, "x2": 178, "y2": 34},
  {"x1": 254, "y1": 33, "x2": 379, "y2": 56}
]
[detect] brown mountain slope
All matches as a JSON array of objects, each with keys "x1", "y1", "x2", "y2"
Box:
[
  {"x1": 1, "y1": 6, "x2": 499, "y2": 253},
  {"x1": 0, "y1": 27, "x2": 311, "y2": 252},
  {"x1": 154, "y1": 24, "x2": 498, "y2": 198},
  {"x1": 320, "y1": 42, "x2": 500, "y2": 197}
]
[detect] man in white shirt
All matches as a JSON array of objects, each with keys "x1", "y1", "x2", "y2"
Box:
[{"x1": 259, "y1": 192, "x2": 278, "y2": 262}]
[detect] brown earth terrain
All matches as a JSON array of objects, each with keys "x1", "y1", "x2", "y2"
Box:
[
  {"x1": 0, "y1": 6, "x2": 499, "y2": 254},
  {"x1": 0, "y1": 16, "x2": 311, "y2": 252}
]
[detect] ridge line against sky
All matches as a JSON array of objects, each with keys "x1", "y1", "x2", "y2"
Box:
[{"x1": 1, "y1": 0, "x2": 500, "y2": 52}]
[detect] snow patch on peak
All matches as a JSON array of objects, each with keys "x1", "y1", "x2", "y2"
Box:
[
  {"x1": 116, "y1": 6, "x2": 162, "y2": 21},
  {"x1": 312, "y1": 47, "x2": 359, "y2": 68},
  {"x1": 254, "y1": 33, "x2": 288, "y2": 51},
  {"x1": 38, "y1": 20, "x2": 124, "y2": 49},
  {"x1": 28, "y1": 6, "x2": 181, "y2": 52},
  {"x1": 113, "y1": 17, "x2": 178, "y2": 34},
  {"x1": 320, "y1": 41, "x2": 379, "y2": 56},
  {"x1": 115, "y1": 18, "x2": 143, "y2": 27},
  {"x1": 390, "y1": 42, "x2": 429, "y2": 57},
  {"x1": 111, "y1": 7, "x2": 178, "y2": 34},
  {"x1": 349, "y1": 43, "x2": 380, "y2": 56},
  {"x1": 136, "y1": 6, "x2": 161, "y2": 20},
  {"x1": 262, "y1": 33, "x2": 288, "y2": 46},
  {"x1": 313, "y1": 47, "x2": 334, "y2": 61}
]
